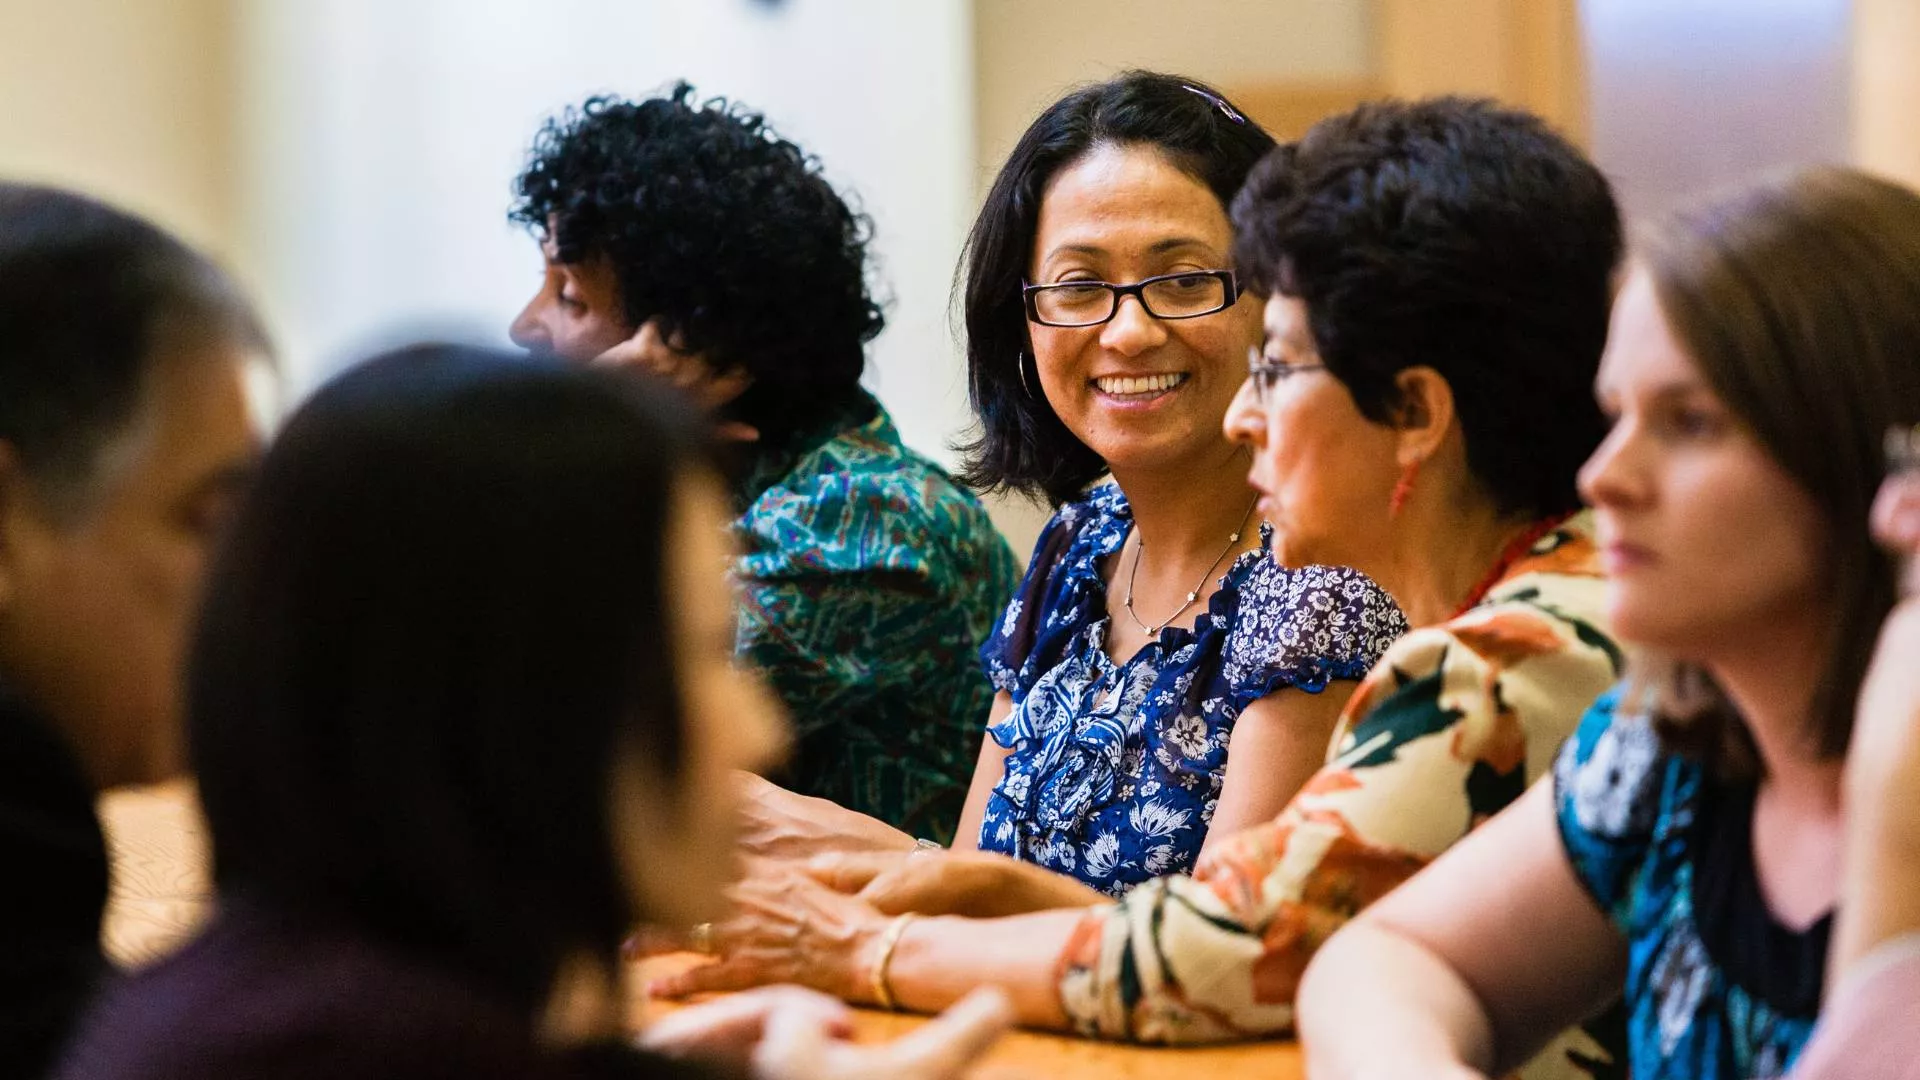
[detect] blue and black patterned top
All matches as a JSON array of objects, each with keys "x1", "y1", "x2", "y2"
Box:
[
  {"x1": 734, "y1": 392, "x2": 1019, "y2": 843},
  {"x1": 976, "y1": 483, "x2": 1406, "y2": 896},
  {"x1": 1555, "y1": 690, "x2": 1825, "y2": 1080}
]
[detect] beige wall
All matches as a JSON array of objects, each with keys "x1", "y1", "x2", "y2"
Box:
[
  {"x1": 1852, "y1": 0, "x2": 1920, "y2": 190},
  {"x1": 1378, "y1": 0, "x2": 1586, "y2": 142},
  {"x1": 0, "y1": 0, "x2": 238, "y2": 261},
  {"x1": 972, "y1": 0, "x2": 1374, "y2": 189}
]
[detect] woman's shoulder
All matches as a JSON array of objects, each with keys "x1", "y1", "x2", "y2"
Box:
[
  {"x1": 57, "y1": 906, "x2": 549, "y2": 1080},
  {"x1": 1230, "y1": 554, "x2": 1407, "y2": 645},
  {"x1": 1044, "y1": 481, "x2": 1130, "y2": 541},
  {"x1": 746, "y1": 408, "x2": 984, "y2": 528},
  {"x1": 1013, "y1": 483, "x2": 1131, "y2": 591},
  {"x1": 1556, "y1": 690, "x2": 1685, "y2": 832},
  {"x1": 61, "y1": 907, "x2": 716, "y2": 1080},
  {"x1": 1215, "y1": 552, "x2": 1409, "y2": 699},
  {"x1": 978, "y1": 484, "x2": 1127, "y2": 697},
  {"x1": 1483, "y1": 511, "x2": 1609, "y2": 617},
  {"x1": 1551, "y1": 689, "x2": 1705, "y2": 916},
  {"x1": 1355, "y1": 511, "x2": 1620, "y2": 731},
  {"x1": 740, "y1": 407, "x2": 1016, "y2": 582}
]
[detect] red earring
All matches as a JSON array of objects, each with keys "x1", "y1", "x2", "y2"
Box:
[{"x1": 1389, "y1": 461, "x2": 1420, "y2": 517}]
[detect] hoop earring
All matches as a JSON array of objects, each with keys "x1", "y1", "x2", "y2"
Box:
[
  {"x1": 1017, "y1": 351, "x2": 1037, "y2": 400},
  {"x1": 1389, "y1": 461, "x2": 1420, "y2": 518}
]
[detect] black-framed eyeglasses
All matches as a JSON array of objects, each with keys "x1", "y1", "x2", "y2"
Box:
[
  {"x1": 1247, "y1": 344, "x2": 1327, "y2": 404},
  {"x1": 1022, "y1": 270, "x2": 1239, "y2": 328}
]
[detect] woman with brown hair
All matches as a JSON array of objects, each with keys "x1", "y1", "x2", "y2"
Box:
[{"x1": 1293, "y1": 166, "x2": 1920, "y2": 1080}]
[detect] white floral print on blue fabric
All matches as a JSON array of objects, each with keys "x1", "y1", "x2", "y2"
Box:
[{"x1": 978, "y1": 484, "x2": 1406, "y2": 896}]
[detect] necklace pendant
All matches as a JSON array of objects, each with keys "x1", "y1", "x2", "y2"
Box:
[{"x1": 1185, "y1": 591, "x2": 1197, "y2": 603}]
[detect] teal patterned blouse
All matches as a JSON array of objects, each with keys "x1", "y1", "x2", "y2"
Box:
[
  {"x1": 732, "y1": 392, "x2": 1019, "y2": 843},
  {"x1": 1555, "y1": 690, "x2": 1822, "y2": 1079}
]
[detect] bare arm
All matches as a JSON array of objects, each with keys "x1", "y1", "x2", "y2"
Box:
[
  {"x1": 649, "y1": 860, "x2": 1087, "y2": 1032},
  {"x1": 1297, "y1": 780, "x2": 1626, "y2": 1078},
  {"x1": 1830, "y1": 477, "x2": 1920, "y2": 981},
  {"x1": 1199, "y1": 682, "x2": 1354, "y2": 859},
  {"x1": 949, "y1": 693, "x2": 1015, "y2": 852},
  {"x1": 885, "y1": 909, "x2": 1084, "y2": 1029},
  {"x1": 736, "y1": 772, "x2": 915, "y2": 862},
  {"x1": 1831, "y1": 601, "x2": 1920, "y2": 979},
  {"x1": 805, "y1": 848, "x2": 1106, "y2": 918},
  {"x1": 737, "y1": 692, "x2": 1015, "y2": 862}
]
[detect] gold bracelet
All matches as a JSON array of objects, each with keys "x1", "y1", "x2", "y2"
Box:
[{"x1": 869, "y1": 912, "x2": 917, "y2": 1011}]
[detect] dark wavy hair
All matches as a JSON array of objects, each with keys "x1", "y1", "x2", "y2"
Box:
[
  {"x1": 957, "y1": 71, "x2": 1277, "y2": 506},
  {"x1": 511, "y1": 82, "x2": 885, "y2": 444},
  {"x1": 1230, "y1": 97, "x2": 1621, "y2": 520},
  {"x1": 0, "y1": 183, "x2": 267, "y2": 517},
  {"x1": 191, "y1": 345, "x2": 716, "y2": 1011}
]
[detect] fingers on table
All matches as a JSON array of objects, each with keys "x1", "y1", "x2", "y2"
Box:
[{"x1": 650, "y1": 956, "x2": 772, "y2": 998}]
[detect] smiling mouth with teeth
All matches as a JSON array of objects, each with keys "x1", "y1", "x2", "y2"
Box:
[{"x1": 1092, "y1": 372, "x2": 1188, "y2": 396}]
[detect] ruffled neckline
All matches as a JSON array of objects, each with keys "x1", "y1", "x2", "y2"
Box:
[{"x1": 1058, "y1": 485, "x2": 1273, "y2": 663}]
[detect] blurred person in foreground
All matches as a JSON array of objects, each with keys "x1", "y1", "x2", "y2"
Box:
[
  {"x1": 0, "y1": 183, "x2": 266, "y2": 1077},
  {"x1": 53, "y1": 346, "x2": 1009, "y2": 1080},
  {"x1": 508, "y1": 83, "x2": 1017, "y2": 844}
]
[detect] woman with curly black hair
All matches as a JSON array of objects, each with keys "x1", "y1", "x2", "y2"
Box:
[{"x1": 508, "y1": 84, "x2": 1018, "y2": 844}]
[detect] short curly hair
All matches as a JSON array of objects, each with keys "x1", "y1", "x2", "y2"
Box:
[
  {"x1": 1231, "y1": 98, "x2": 1622, "y2": 519},
  {"x1": 511, "y1": 83, "x2": 884, "y2": 443},
  {"x1": 956, "y1": 71, "x2": 1277, "y2": 506}
]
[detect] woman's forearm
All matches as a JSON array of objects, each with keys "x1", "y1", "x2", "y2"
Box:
[
  {"x1": 737, "y1": 772, "x2": 915, "y2": 861},
  {"x1": 1832, "y1": 800, "x2": 1920, "y2": 977},
  {"x1": 883, "y1": 909, "x2": 1082, "y2": 1030},
  {"x1": 1833, "y1": 603, "x2": 1920, "y2": 978},
  {"x1": 1296, "y1": 921, "x2": 1497, "y2": 1079},
  {"x1": 1201, "y1": 683, "x2": 1354, "y2": 855}
]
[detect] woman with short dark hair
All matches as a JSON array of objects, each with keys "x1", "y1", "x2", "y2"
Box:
[
  {"x1": 53, "y1": 346, "x2": 1009, "y2": 1080},
  {"x1": 1296, "y1": 167, "x2": 1920, "y2": 1080},
  {"x1": 727, "y1": 71, "x2": 1406, "y2": 901}
]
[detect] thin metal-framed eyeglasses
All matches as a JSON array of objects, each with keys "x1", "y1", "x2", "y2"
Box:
[
  {"x1": 1247, "y1": 344, "x2": 1327, "y2": 404},
  {"x1": 1022, "y1": 270, "x2": 1239, "y2": 328}
]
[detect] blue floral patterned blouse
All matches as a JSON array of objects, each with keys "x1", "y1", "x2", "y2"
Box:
[
  {"x1": 1556, "y1": 690, "x2": 1824, "y2": 1079},
  {"x1": 976, "y1": 484, "x2": 1406, "y2": 896}
]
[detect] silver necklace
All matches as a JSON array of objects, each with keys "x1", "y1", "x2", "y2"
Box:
[{"x1": 1122, "y1": 494, "x2": 1260, "y2": 638}]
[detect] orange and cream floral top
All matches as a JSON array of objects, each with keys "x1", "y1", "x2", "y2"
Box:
[{"x1": 1055, "y1": 513, "x2": 1622, "y2": 1077}]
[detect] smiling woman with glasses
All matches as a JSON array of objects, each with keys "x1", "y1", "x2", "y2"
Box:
[
  {"x1": 648, "y1": 99, "x2": 1636, "y2": 1076},
  {"x1": 651, "y1": 70, "x2": 1408, "y2": 1004}
]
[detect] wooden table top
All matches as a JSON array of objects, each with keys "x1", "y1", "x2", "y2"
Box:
[{"x1": 632, "y1": 954, "x2": 1303, "y2": 1080}]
